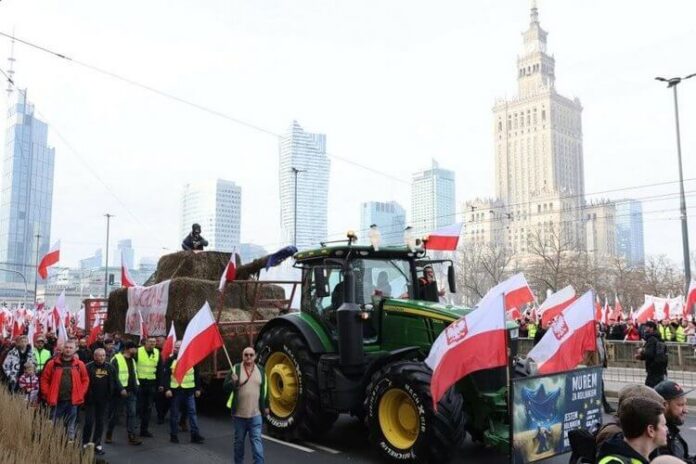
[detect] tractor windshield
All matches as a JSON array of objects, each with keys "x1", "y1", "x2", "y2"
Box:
[{"x1": 353, "y1": 258, "x2": 413, "y2": 302}]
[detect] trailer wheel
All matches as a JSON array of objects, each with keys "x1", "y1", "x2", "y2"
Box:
[
  {"x1": 364, "y1": 361, "x2": 464, "y2": 463},
  {"x1": 255, "y1": 325, "x2": 337, "y2": 438}
]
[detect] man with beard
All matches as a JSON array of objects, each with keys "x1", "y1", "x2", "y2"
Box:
[{"x1": 651, "y1": 380, "x2": 695, "y2": 464}]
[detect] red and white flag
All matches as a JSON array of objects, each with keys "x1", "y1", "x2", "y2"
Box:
[
  {"x1": 37, "y1": 241, "x2": 60, "y2": 279},
  {"x1": 594, "y1": 295, "x2": 603, "y2": 322},
  {"x1": 603, "y1": 297, "x2": 611, "y2": 325},
  {"x1": 26, "y1": 318, "x2": 36, "y2": 345},
  {"x1": 685, "y1": 281, "x2": 696, "y2": 319},
  {"x1": 527, "y1": 291, "x2": 597, "y2": 375},
  {"x1": 662, "y1": 300, "x2": 670, "y2": 321},
  {"x1": 121, "y1": 252, "x2": 136, "y2": 288},
  {"x1": 138, "y1": 310, "x2": 148, "y2": 341},
  {"x1": 539, "y1": 285, "x2": 576, "y2": 326},
  {"x1": 161, "y1": 322, "x2": 177, "y2": 361},
  {"x1": 87, "y1": 318, "x2": 102, "y2": 347},
  {"x1": 426, "y1": 294, "x2": 507, "y2": 407},
  {"x1": 425, "y1": 223, "x2": 464, "y2": 251},
  {"x1": 479, "y1": 273, "x2": 535, "y2": 318},
  {"x1": 174, "y1": 302, "x2": 224, "y2": 384},
  {"x1": 634, "y1": 300, "x2": 655, "y2": 324},
  {"x1": 218, "y1": 252, "x2": 237, "y2": 292},
  {"x1": 613, "y1": 296, "x2": 624, "y2": 322}
]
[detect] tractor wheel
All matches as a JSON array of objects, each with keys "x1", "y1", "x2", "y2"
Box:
[
  {"x1": 255, "y1": 325, "x2": 337, "y2": 438},
  {"x1": 364, "y1": 361, "x2": 464, "y2": 463}
]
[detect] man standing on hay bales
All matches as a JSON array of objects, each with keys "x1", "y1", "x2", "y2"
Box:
[
  {"x1": 39, "y1": 339, "x2": 89, "y2": 441},
  {"x1": 106, "y1": 341, "x2": 142, "y2": 446},
  {"x1": 134, "y1": 336, "x2": 162, "y2": 438},
  {"x1": 224, "y1": 346, "x2": 268, "y2": 464},
  {"x1": 182, "y1": 223, "x2": 208, "y2": 251}
]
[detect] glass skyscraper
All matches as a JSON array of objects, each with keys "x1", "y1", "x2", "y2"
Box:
[
  {"x1": 615, "y1": 199, "x2": 645, "y2": 266},
  {"x1": 0, "y1": 89, "x2": 55, "y2": 292},
  {"x1": 279, "y1": 121, "x2": 330, "y2": 250},
  {"x1": 360, "y1": 201, "x2": 406, "y2": 246},
  {"x1": 411, "y1": 160, "x2": 455, "y2": 238},
  {"x1": 181, "y1": 179, "x2": 241, "y2": 252}
]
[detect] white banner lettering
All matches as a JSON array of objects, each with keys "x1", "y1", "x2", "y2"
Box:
[{"x1": 125, "y1": 280, "x2": 170, "y2": 336}]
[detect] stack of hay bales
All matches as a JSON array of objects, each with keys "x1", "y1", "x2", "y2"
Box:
[{"x1": 105, "y1": 251, "x2": 289, "y2": 377}]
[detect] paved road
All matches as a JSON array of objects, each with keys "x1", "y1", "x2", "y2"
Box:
[{"x1": 103, "y1": 400, "x2": 696, "y2": 464}]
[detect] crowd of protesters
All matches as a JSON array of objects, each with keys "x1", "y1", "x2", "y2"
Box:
[{"x1": 0, "y1": 329, "x2": 205, "y2": 457}]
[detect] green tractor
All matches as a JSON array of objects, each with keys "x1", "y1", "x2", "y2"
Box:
[{"x1": 255, "y1": 240, "x2": 517, "y2": 462}]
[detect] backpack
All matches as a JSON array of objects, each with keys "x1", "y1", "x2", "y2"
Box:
[{"x1": 654, "y1": 340, "x2": 668, "y2": 365}]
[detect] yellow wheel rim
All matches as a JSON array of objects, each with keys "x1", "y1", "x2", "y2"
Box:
[
  {"x1": 378, "y1": 388, "x2": 420, "y2": 450},
  {"x1": 265, "y1": 352, "x2": 299, "y2": 418}
]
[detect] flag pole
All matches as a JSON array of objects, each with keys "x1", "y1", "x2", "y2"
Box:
[{"x1": 208, "y1": 299, "x2": 234, "y2": 369}]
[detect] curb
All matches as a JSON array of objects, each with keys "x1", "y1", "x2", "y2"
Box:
[{"x1": 605, "y1": 389, "x2": 696, "y2": 406}]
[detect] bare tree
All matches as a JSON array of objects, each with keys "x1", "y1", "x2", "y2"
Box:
[{"x1": 455, "y1": 241, "x2": 516, "y2": 306}]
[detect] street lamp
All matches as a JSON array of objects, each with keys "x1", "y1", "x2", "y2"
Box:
[
  {"x1": 104, "y1": 213, "x2": 114, "y2": 298},
  {"x1": 656, "y1": 73, "x2": 696, "y2": 292},
  {"x1": 0, "y1": 268, "x2": 27, "y2": 308},
  {"x1": 291, "y1": 167, "x2": 306, "y2": 248}
]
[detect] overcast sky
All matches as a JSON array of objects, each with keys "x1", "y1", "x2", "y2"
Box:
[{"x1": 0, "y1": 0, "x2": 695, "y2": 268}]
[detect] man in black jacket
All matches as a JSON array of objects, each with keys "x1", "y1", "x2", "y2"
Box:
[
  {"x1": 181, "y1": 223, "x2": 208, "y2": 251},
  {"x1": 651, "y1": 380, "x2": 695, "y2": 464},
  {"x1": 637, "y1": 321, "x2": 669, "y2": 387},
  {"x1": 82, "y1": 348, "x2": 117, "y2": 455}
]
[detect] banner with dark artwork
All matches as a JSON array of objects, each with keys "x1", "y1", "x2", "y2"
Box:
[{"x1": 511, "y1": 366, "x2": 603, "y2": 464}]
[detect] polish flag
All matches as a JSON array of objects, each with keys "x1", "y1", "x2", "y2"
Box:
[
  {"x1": 661, "y1": 301, "x2": 670, "y2": 321},
  {"x1": 527, "y1": 291, "x2": 597, "y2": 375},
  {"x1": 685, "y1": 281, "x2": 696, "y2": 318},
  {"x1": 174, "y1": 302, "x2": 224, "y2": 384},
  {"x1": 56, "y1": 311, "x2": 68, "y2": 350},
  {"x1": 27, "y1": 318, "x2": 36, "y2": 345},
  {"x1": 87, "y1": 318, "x2": 102, "y2": 347},
  {"x1": 218, "y1": 252, "x2": 237, "y2": 292},
  {"x1": 37, "y1": 241, "x2": 60, "y2": 279},
  {"x1": 426, "y1": 293, "x2": 507, "y2": 407},
  {"x1": 479, "y1": 273, "x2": 536, "y2": 317},
  {"x1": 121, "y1": 252, "x2": 136, "y2": 288},
  {"x1": 425, "y1": 223, "x2": 464, "y2": 251},
  {"x1": 161, "y1": 322, "x2": 177, "y2": 362},
  {"x1": 138, "y1": 310, "x2": 148, "y2": 341},
  {"x1": 595, "y1": 295, "x2": 603, "y2": 322},
  {"x1": 603, "y1": 297, "x2": 611, "y2": 325},
  {"x1": 539, "y1": 285, "x2": 576, "y2": 326},
  {"x1": 613, "y1": 296, "x2": 624, "y2": 322},
  {"x1": 634, "y1": 301, "x2": 656, "y2": 324}
]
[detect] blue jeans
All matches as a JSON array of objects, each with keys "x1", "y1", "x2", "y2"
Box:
[
  {"x1": 108, "y1": 391, "x2": 138, "y2": 435},
  {"x1": 233, "y1": 415, "x2": 264, "y2": 464},
  {"x1": 170, "y1": 390, "x2": 199, "y2": 436},
  {"x1": 52, "y1": 401, "x2": 78, "y2": 439}
]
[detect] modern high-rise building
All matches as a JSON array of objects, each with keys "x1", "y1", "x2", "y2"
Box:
[
  {"x1": 585, "y1": 201, "x2": 617, "y2": 258},
  {"x1": 79, "y1": 248, "x2": 102, "y2": 271},
  {"x1": 279, "y1": 121, "x2": 330, "y2": 250},
  {"x1": 115, "y1": 239, "x2": 134, "y2": 269},
  {"x1": 0, "y1": 89, "x2": 55, "y2": 292},
  {"x1": 615, "y1": 199, "x2": 645, "y2": 265},
  {"x1": 181, "y1": 179, "x2": 241, "y2": 252},
  {"x1": 492, "y1": 4, "x2": 586, "y2": 252},
  {"x1": 359, "y1": 201, "x2": 406, "y2": 246},
  {"x1": 411, "y1": 160, "x2": 455, "y2": 238}
]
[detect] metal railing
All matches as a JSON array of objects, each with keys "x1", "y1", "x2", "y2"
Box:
[{"x1": 518, "y1": 338, "x2": 696, "y2": 387}]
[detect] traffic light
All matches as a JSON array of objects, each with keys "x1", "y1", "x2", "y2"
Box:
[{"x1": 108, "y1": 273, "x2": 115, "y2": 285}]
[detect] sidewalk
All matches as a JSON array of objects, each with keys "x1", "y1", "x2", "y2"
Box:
[{"x1": 604, "y1": 367, "x2": 696, "y2": 405}]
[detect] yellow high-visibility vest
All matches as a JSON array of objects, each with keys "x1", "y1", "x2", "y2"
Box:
[
  {"x1": 169, "y1": 360, "x2": 195, "y2": 389},
  {"x1": 136, "y1": 347, "x2": 160, "y2": 380},
  {"x1": 114, "y1": 353, "x2": 139, "y2": 388}
]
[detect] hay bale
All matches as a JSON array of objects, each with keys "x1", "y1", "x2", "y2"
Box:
[
  {"x1": 105, "y1": 277, "x2": 285, "y2": 337},
  {"x1": 151, "y1": 251, "x2": 230, "y2": 284}
]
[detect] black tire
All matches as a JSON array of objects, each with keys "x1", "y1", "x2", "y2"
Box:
[
  {"x1": 364, "y1": 361, "x2": 465, "y2": 463},
  {"x1": 255, "y1": 325, "x2": 338, "y2": 438}
]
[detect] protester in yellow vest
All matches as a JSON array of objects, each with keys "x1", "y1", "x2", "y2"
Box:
[
  {"x1": 163, "y1": 341, "x2": 204, "y2": 444},
  {"x1": 596, "y1": 397, "x2": 668, "y2": 464},
  {"x1": 106, "y1": 341, "x2": 141, "y2": 446},
  {"x1": 659, "y1": 320, "x2": 673, "y2": 342},
  {"x1": 32, "y1": 336, "x2": 51, "y2": 375},
  {"x1": 527, "y1": 322, "x2": 538, "y2": 340},
  {"x1": 134, "y1": 337, "x2": 162, "y2": 438},
  {"x1": 675, "y1": 321, "x2": 687, "y2": 343}
]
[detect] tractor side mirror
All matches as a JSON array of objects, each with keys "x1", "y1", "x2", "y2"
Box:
[
  {"x1": 314, "y1": 267, "x2": 330, "y2": 298},
  {"x1": 447, "y1": 265, "x2": 456, "y2": 293}
]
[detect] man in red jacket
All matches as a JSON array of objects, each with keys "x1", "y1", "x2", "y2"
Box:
[{"x1": 40, "y1": 339, "x2": 89, "y2": 441}]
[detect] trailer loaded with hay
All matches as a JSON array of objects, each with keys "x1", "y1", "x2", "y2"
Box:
[{"x1": 104, "y1": 248, "x2": 299, "y2": 384}]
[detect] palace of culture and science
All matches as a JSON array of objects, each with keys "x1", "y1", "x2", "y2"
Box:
[{"x1": 464, "y1": 4, "x2": 644, "y2": 264}]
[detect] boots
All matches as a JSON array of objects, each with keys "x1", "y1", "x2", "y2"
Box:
[
  {"x1": 191, "y1": 433, "x2": 205, "y2": 444},
  {"x1": 128, "y1": 434, "x2": 142, "y2": 446}
]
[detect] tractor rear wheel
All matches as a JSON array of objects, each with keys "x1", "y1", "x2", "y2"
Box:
[
  {"x1": 255, "y1": 325, "x2": 337, "y2": 438},
  {"x1": 364, "y1": 361, "x2": 464, "y2": 463}
]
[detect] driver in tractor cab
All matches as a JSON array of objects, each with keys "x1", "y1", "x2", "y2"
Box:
[{"x1": 417, "y1": 265, "x2": 445, "y2": 302}]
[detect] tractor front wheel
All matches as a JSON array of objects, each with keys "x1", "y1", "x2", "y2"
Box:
[
  {"x1": 255, "y1": 325, "x2": 337, "y2": 438},
  {"x1": 364, "y1": 361, "x2": 464, "y2": 463}
]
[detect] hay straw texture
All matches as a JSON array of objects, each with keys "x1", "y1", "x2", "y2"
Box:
[{"x1": 0, "y1": 388, "x2": 93, "y2": 463}]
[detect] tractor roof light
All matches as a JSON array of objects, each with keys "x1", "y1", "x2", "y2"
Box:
[
  {"x1": 403, "y1": 226, "x2": 416, "y2": 252},
  {"x1": 347, "y1": 230, "x2": 358, "y2": 244}
]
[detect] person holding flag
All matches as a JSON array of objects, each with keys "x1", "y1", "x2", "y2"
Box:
[{"x1": 163, "y1": 340, "x2": 205, "y2": 444}]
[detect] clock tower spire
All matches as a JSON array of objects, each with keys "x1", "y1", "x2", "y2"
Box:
[{"x1": 517, "y1": 1, "x2": 555, "y2": 97}]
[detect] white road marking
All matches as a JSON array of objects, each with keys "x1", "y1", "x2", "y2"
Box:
[
  {"x1": 303, "y1": 441, "x2": 342, "y2": 454},
  {"x1": 262, "y1": 434, "x2": 315, "y2": 453}
]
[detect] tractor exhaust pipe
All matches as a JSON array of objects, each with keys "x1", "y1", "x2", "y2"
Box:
[{"x1": 337, "y1": 265, "x2": 364, "y2": 374}]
